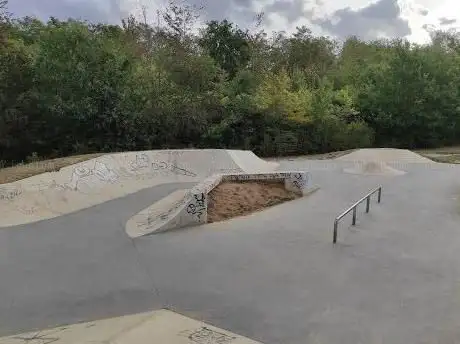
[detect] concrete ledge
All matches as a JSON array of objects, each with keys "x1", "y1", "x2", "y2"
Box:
[{"x1": 126, "y1": 171, "x2": 315, "y2": 237}]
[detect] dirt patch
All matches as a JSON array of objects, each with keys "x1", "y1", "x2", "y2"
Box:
[
  {"x1": 0, "y1": 153, "x2": 104, "y2": 184},
  {"x1": 415, "y1": 146, "x2": 460, "y2": 164},
  {"x1": 418, "y1": 153, "x2": 460, "y2": 164},
  {"x1": 207, "y1": 181, "x2": 300, "y2": 223},
  {"x1": 266, "y1": 149, "x2": 356, "y2": 162}
]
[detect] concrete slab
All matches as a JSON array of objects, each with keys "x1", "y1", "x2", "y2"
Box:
[
  {"x1": 0, "y1": 310, "x2": 262, "y2": 344},
  {"x1": 1, "y1": 151, "x2": 460, "y2": 344}
]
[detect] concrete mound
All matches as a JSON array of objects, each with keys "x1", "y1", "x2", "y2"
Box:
[
  {"x1": 343, "y1": 161, "x2": 406, "y2": 176},
  {"x1": 336, "y1": 148, "x2": 434, "y2": 164},
  {"x1": 0, "y1": 150, "x2": 278, "y2": 227}
]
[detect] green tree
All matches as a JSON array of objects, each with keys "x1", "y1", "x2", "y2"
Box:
[{"x1": 199, "y1": 20, "x2": 250, "y2": 77}]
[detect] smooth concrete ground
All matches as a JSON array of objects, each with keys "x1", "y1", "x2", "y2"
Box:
[{"x1": 1, "y1": 159, "x2": 460, "y2": 344}]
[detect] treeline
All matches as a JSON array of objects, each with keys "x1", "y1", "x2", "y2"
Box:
[{"x1": 1, "y1": 0, "x2": 460, "y2": 164}]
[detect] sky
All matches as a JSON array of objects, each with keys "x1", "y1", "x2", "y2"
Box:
[{"x1": 6, "y1": 0, "x2": 460, "y2": 43}]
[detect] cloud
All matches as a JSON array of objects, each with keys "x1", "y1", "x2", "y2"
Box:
[
  {"x1": 418, "y1": 8, "x2": 428, "y2": 16},
  {"x1": 312, "y1": 0, "x2": 411, "y2": 40},
  {"x1": 439, "y1": 17, "x2": 457, "y2": 26},
  {"x1": 8, "y1": 0, "x2": 125, "y2": 23},
  {"x1": 6, "y1": 0, "x2": 417, "y2": 42},
  {"x1": 263, "y1": 0, "x2": 309, "y2": 23}
]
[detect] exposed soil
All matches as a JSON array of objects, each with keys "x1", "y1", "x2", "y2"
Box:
[
  {"x1": 416, "y1": 146, "x2": 460, "y2": 164},
  {"x1": 266, "y1": 149, "x2": 356, "y2": 162},
  {"x1": 207, "y1": 181, "x2": 300, "y2": 223},
  {"x1": 417, "y1": 153, "x2": 460, "y2": 164}
]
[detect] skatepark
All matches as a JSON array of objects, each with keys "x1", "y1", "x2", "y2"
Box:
[{"x1": 0, "y1": 148, "x2": 459, "y2": 344}]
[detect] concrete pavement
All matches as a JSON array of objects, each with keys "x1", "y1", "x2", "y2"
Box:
[{"x1": 0, "y1": 157, "x2": 459, "y2": 344}]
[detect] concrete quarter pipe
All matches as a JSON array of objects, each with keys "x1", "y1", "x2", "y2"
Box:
[{"x1": 0, "y1": 149, "x2": 279, "y2": 227}]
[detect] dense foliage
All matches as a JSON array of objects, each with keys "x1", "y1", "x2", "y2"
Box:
[{"x1": 1, "y1": 0, "x2": 460, "y2": 164}]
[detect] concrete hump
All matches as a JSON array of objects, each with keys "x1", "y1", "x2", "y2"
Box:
[
  {"x1": 336, "y1": 148, "x2": 434, "y2": 164},
  {"x1": 343, "y1": 161, "x2": 406, "y2": 176},
  {"x1": 0, "y1": 150, "x2": 278, "y2": 227}
]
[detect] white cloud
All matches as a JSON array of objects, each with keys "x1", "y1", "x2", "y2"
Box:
[{"x1": 6, "y1": 0, "x2": 460, "y2": 43}]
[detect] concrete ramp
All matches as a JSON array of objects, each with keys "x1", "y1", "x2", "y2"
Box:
[
  {"x1": 0, "y1": 150, "x2": 278, "y2": 227},
  {"x1": 0, "y1": 309, "x2": 262, "y2": 344},
  {"x1": 227, "y1": 150, "x2": 279, "y2": 173}
]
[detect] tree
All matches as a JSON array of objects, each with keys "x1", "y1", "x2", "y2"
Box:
[
  {"x1": 199, "y1": 20, "x2": 250, "y2": 77},
  {"x1": 162, "y1": 0, "x2": 202, "y2": 41},
  {"x1": 0, "y1": 0, "x2": 10, "y2": 44},
  {"x1": 0, "y1": 0, "x2": 8, "y2": 21}
]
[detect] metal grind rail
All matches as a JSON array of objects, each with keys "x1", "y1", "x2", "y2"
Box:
[{"x1": 333, "y1": 186, "x2": 382, "y2": 244}]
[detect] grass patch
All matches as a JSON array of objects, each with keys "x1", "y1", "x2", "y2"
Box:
[
  {"x1": 266, "y1": 149, "x2": 357, "y2": 161},
  {"x1": 422, "y1": 154, "x2": 460, "y2": 164},
  {"x1": 417, "y1": 153, "x2": 460, "y2": 164},
  {"x1": 416, "y1": 146, "x2": 460, "y2": 164}
]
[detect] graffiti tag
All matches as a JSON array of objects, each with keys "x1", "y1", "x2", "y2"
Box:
[
  {"x1": 0, "y1": 188, "x2": 22, "y2": 201},
  {"x1": 186, "y1": 193, "x2": 206, "y2": 220},
  {"x1": 180, "y1": 327, "x2": 236, "y2": 344}
]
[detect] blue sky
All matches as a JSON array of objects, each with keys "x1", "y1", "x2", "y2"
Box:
[{"x1": 7, "y1": 0, "x2": 459, "y2": 43}]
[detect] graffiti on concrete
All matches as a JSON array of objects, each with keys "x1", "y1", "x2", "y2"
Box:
[
  {"x1": 152, "y1": 160, "x2": 196, "y2": 177},
  {"x1": 66, "y1": 161, "x2": 119, "y2": 191},
  {"x1": 138, "y1": 198, "x2": 186, "y2": 230},
  {"x1": 14, "y1": 205, "x2": 40, "y2": 215},
  {"x1": 179, "y1": 326, "x2": 236, "y2": 344},
  {"x1": 186, "y1": 193, "x2": 206, "y2": 220},
  {"x1": 170, "y1": 164, "x2": 197, "y2": 177},
  {"x1": 129, "y1": 153, "x2": 197, "y2": 177},
  {"x1": 223, "y1": 172, "x2": 290, "y2": 182},
  {"x1": 0, "y1": 187, "x2": 22, "y2": 201},
  {"x1": 13, "y1": 331, "x2": 60, "y2": 344},
  {"x1": 292, "y1": 172, "x2": 307, "y2": 189},
  {"x1": 129, "y1": 153, "x2": 150, "y2": 171},
  {"x1": 93, "y1": 161, "x2": 119, "y2": 183}
]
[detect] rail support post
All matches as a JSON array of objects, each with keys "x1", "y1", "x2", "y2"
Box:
[
  {"x1": 352, "y1": 207, "x2": 357, "y2": 226},
  {"x1": 333, "y1": 220, "x2": 338, "y2": 244},
  {"x1": 378, "y1": 187, "x2": 382, "y2": 203},
  {"x1": 366, "y1": 195, "x2": 370, "y2": 213}
]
